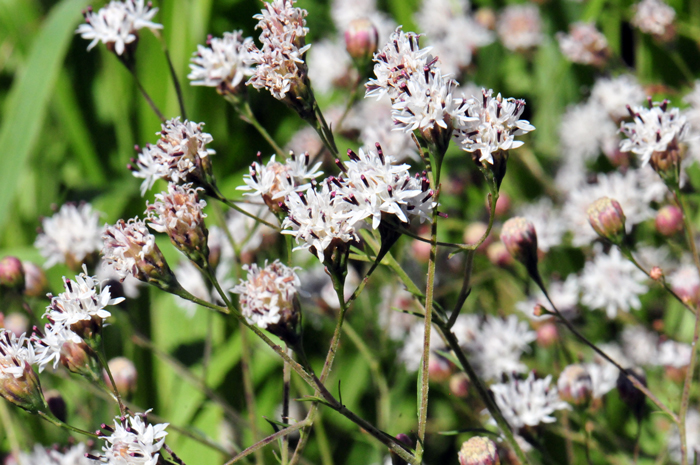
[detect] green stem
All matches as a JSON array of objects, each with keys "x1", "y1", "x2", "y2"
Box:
[
  {"x1": 224, "y1": 420, "x2": 312, "y2": 465},
  {"x1": 239, "y1": 321, "x2": 264, "y2": 465},
  {"x1": 37, "y1": 410, "x2": 99, "y2": 438},
  {"x1": 281, "y1": 344, "x2": 292, "y2": 465},
  {"x1": 231, "y1": 97, "x2": 285, "y2": 156},
  {"x1": 213, "y1": 190, "x2": 281, "y2": 231},
  {"x1": 95, "y1": 344, "x2": 126, "y2": 416},
  {"x1": 126, "y1": 65, "x2": 166, "y2": 123}
]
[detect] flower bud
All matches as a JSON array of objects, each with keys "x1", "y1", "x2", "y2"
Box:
[
  {"x1": 557, "y1": 364, "x2": 593, "y2": 406},
  {"x1": 0, "y1": 360, "x2": 46, "y2": 413},
  {"x1": 104, "y1": 356, "x2": 138, "y2": 396},
  {"x1": 649, "y1": 139, "x2": 682, "y2": 187},
  {"x1": 458, "y1": 437, "x2": 500, "y2": 465},
  {"x1": 0, "y1": 257, "x2": 25, "y2": 294},
  {"x1": 486, "y1": 242, "x2": 513, "y2": 267},
  {"x1": 45, "y1": 389, "x2": 67, "y2": 423},
  {"x1": 587, "y1": 197, "x2": 626, "y2": 244},
  {"x1": 450, "y1": 373, "x2": 470, "y2": 398},
  {"x1": 650, "y1": 266, "x2": 663, "y2": 281},
  {"x1": 3, "y1": 313, "x2": 29, "y2": 337},
  {"x1": 536, "y1": 322, "x2": 559, "y2": 347},
  {"x1": 655, "y1": 205, "x2": 683, "y2": 236},
  {"x1": 428, "y1": 354, "x2": 452, "y2": 382},
  {"x1": 616, "y1": 367, "x2": 647, "y2": 420},
  {"x1": 500, "y1": 217, "x2": 538, "y2": 273},
  {"x1": 345, "y1": 18, "x2": 379, "y2": 64},
  {"x1": 22, "y1": 261, "x2": 48, "y2": 298}
]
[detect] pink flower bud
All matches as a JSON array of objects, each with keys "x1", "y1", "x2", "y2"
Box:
[
  {"x1": 450, "y1": 373, "x2": 470, "y2": 398},
  {"x1": 557, "y1": 364, "x2": 593, "y2": 406},
  {"x1": 3, "y1": 313, "x2": 29, "y2": 338},
  {"x1": 655, "y1": 205, "x2": 683, "y2": 236},
  {"x1": 500, "y1": 217, "x2": 538, "y2": 269},
  {"x1": 104, "y1": 356, "x2": 138, "y2": 396},
  {"x1": 458, "y1": 437, "x2": 500, "y2": 465},
  {"x1": 486, "y1": 242, "x2": 513, "y2": 267},
  {"x1": 344, "y1": 18, "x2": 379, "y2": 63},
  {"x1": 650, "y1": 266, "x2": 663, "y2": 281},
  {"x1": 0, "y1": 257, "x2": 24, "y2": 293},
  {"x1": 22, "y1": 261, "x2": 48, "y2": 298},
  {"x1": 587, "y1": 197, "x2": 626, "y2": 244},
  {"x1": 536, "y1": 322, "x2": 559, "y2": 347},
  {"x1": 428, "y1": 355, "x2": 452, "y2": 383}
]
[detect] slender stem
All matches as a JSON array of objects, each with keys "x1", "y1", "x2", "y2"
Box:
[
  {"x1": 668, "y1": 49, "x2": 695, "y2": 84},
  {"x1": 214, "y1": 191, "x2": 281, "y2": 231},
  {"x1": 37, "y1": 410, "x2": 99, "y2": 438},
  {"x1": 174, "y1": 286, "x2": 230, "y2": 314},
  {"x1": 536, "y1": 277, "x2": 679, "y2": 423},
  {"x1": 435, "y1": 320, "x2": 531, "y2": 464},
  {"x1": 239, "y1": 321, "x2": 264, "y2": 465},
  {"x1": 95, "y1": 344, "x2": 126, "y2": 416},
  {"x1": 282, "y1": 345, "x2": 292, "y2": 465},
  {"x1": 224, "y1": 421, "x2": 312, "y2": 465},
  {"x1": 162, "y1": 47, "x2": 187, "y2": 119},
  {"x1": 164, "y1": 444, "x2": 188, "y2": 465},
  {"x1": 0, "y1": 398, "x2": 20, "y2": 457},
  {"x1": 674, "y1": 190, "x2": 700, "y2": 281},
  {"x1": 126, "y1": 66, "x2": 166, "y2": 122},
  {"x1": 231, "y1": 97, "x2": 285, "y2": 156}
]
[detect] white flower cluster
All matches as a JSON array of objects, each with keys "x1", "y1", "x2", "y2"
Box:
[
  {"x1": 18, "y1": 443, "x2": 93, "y2": 465},
  {"x1": 102, "y1": 218, "x2": 158, "y2": 282},
  {"x1": 621, "y1": 325, "x2": 692, "y2": 368},
  {"x1": 188, "y1": 31, "x2": 255, "y2": 93},
  {"x1": 0, "y1": 330, "x2": 38, "y2": 380},
  {"x1": 76, "y1": 0, "x2": 162, "y2": 55},
  {"x1": 34, "y1": 203, "x2": 104, "y2": 269},
  {"x1": 237, "y1": 152, "x2": 323, "y2": 210},
  {"x1": 490, "y1": 372, "x2": 570, "y2": 429},
  {"x1": 280, "y1": 146, "x2": 435, "y2": 261},
  {"x1": 632, "y1": 0, "x2": 675, "y2": 37},
  {"x1": 246, "y1": 0, "x2": 311, "y2": 100},
  {"x1": 556, "y1": 22, "x2": 610, "y2": 67},
  {"x1": 231, "y1": 260, "x2": 300, "y2": 330},
  {"x1": 454, "y1": 89, "x2": 536, "y2": 164},
  {"x1": 131, "y1": 117, "x2": 215, "y2": 196},
  {"x1": 145, "y1": 183, "x2": 208, "y2": 251},
  {"x1": 95, "y1": 411, "x2": 168, "y2": 465},
  {"x1": 620, "y1": 100, "x2": 689, "y2": 166},
  {"x1": 497, "y1": 4, "x2": 543, "y2": 51}
]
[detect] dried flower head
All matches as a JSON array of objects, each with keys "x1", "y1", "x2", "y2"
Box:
[
  {"x1": 232, "y1": 260, "x2": 301, "y2": 343},
  {"x1": 34, "y1": 203, "x2": 103, "y2": 270},
  {"x1": 76, "y1": 0, "x2": 162, "y2": 56},
  {"x1": 189, "y1": 31, "x2": 255, "y2": 95},
  {"x1": 93, "y1": 411, "x2": 168, "y2": 465},
  {"x1": 130, "y1": 117, "x2": 216, "y2": 196},
  {"x1": 146, "y1": 183, "x2": 209, "y2": 267},
  {"x1": 556, "y1": 22, "x2": 610, "y2": 67}
]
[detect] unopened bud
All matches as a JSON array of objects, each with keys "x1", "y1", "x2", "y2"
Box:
[
  {"x1": 587, "y1": 197, "x2": 626, "y2": 244},
  {"x1": 449, "y1": 373, "x2": 470, "y2": 398},
  {"x1": 458, "y1": 437, "x2": 500, "y2": 465},
  {"x1": 22, "y1": 261, "x2": 48, "y2": 298},
  {"x1": 650, "y1": 266, "x2": 663, "y2": 280},
  {"x1": 616, "y1": 367, "x2": 647, "y2": 420},
  {"x1": 3, "y1": 313, "x2": 29, "y2": 337},
  {"x1": 45, "y1": 389, "x2": 67, "y2": 422},
  {"x1": 486, "y1": 242, "x2": 513, "y2": 267},
  {"x1": 500, "y1": 217, "x2": 538, "y2": 272},
  {"x1": 649, "y1": 139, "x2": 682, "y2": 187},
  {"x1": 428, "y1": 354, "x2": 452, "y2": 382},
  {"x1": 557, "y1": 364, "x2": 593, "y2": 406},
  {"x1": 345, "y1": 18, "x2": 379, "y2": 64},
  {"x1": 104, "y1": 357, "x2": 138, "y2": 396},
  {"x1": 390, "y1": 434, "x2": 413, "y2": 465},
  {"x1": 536, "y1": 322, "x2": 559, "y2": 347},
  {"x1": 655, "y1": 205, "x2": 683, "y2": 236},
  {"x1": 0, "y1": 361, "x2": 45, "y2": 413},
  {"x1": 0, "y1": 257, "x2": 25, "y2": 293},
  {"x1": 61, "y1": 340, "x2": 100, "y2": 380}
]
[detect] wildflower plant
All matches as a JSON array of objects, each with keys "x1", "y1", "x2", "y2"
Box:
[{"x1": 4, "y1": 0, "x2": 700, "y2": 464}]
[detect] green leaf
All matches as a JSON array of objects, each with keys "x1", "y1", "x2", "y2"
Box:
[{"x1": 0, "y1": 0, "x2": 90, "y2": 235}]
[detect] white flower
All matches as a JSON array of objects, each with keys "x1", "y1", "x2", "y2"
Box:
[
  {"x1": 0, "y1": 330, "x2": 37, "y2": 380},
  {"x1": 464, "y1": 315, "x2": 536, "y2": 381},
  {"x1": 76, "y1": 0, "x2": 162, "y2": 55},
  {"x1": 579, "y1": 246, "x2": 648, "y2": 318},
  {"x1": 365, "y1": 27, "x2": 433, "y2": 101},
  {"x1": 281, "y1": 182, "x2": 360, "y2": 262},
  {"x1": 454, "y1": 89, "x2": 535, "y2": 164},
  {"x1": 656, "y1": 340, "x2": 692, "y2": 369},
  {"x1": 44, "y1": 265, "x2": 124, "y2": 328},
  {"x1": 620, "y1": 100, "x2": 689, "y2": 166},
  {"x1": 583, "y1": 342, "x2": 627, "y2": 399},
  {"x1": 632, "y1": 0, "x2": 675, "y2": 37},
  {"x1": 32, "y1": 323, "x2": 82, "y2": 372},
  {"x1": 621, "y1": 325, "x2": 659, "y2": 366},
  {"x1": 517, "y1": 197, "x2": 567, "y2": 252},
  {"x1": 34, "y1": 203, "x2": 103, "y2": 269},
  {"x1": 131, "y1": 118, "x2": 216, "y2": 195},
  {"x1": 559, "y1": 101, "x2": 618, "y2": 163},
  {"x1": 497, "y1": 4, "x2": 543, "y2": 51},
  {"x1": 18, "y1": 443, "x2": 93, "y2": 465},
  {"x1": 102, "y1": 217, "x2": 158, "y2": 282},
  {"x1": 591, "y1": 75, "x2": 645, "y2": 120},
  {"x1": 490, "y1": 372, "x2": 570, "y2": 429},
  {"x1": 515, "y1": 275, "x2": 579, "y2": 320},
  {"x1": 188, "y1": 31, "x2": 255, "y2": 92},
  {"x1": 98, "y1": 412, "x2": 168, "y2": 465},
  {"x1": 231, "y1": 260, "x2": 300, "y2": 330},
  {"x1": 668, "y1": 262, "x2": 700, "y2": 304},
  {"x1": 556, "y1": 22, "x2": 610, "y2": 67},
  {"x1": 307, "y1": 39, "x2": 352, "y2": 95},
  {"x1": 669, "y1": 409, "x2": 700, "y2": 463},
  {"x1": 246, "y1": 0, "x2": 311, "y2": 100}
]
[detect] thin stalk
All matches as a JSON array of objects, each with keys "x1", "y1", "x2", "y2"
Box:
[
  {"x1": 127, "y1": 66, "x2": 166, "y2": 122},
  {"x1": 436, "y1": 321, "x2": 531, "y2": 464},
  {"x1": 231, "y1": 97, "x2": 286, "y2": 156},
  {"x1": 172, "y1": 286, "x2": 230, "y2": 314},
  {"x1": 224, "y1": 421, "x2": 311, "y2": 465},
  {"x1": 95, "y1": 343, "x2": 126, "y2": 416},
  {"x1": 669, "y1": 49, "x2": 695, "y2": 84},
  {"x1": 239, "y1": 321, "x2": 264, "y2": 465},
  {"x1": 674, "y1": 189, "x2": 700, "y2": 464},
  {"x1": 37, "y1": 411, "x2": 99, "y2": 438},
  {"x1": 213, "y1": 191, "x2": 281, "y2": 231},
  {"x1": 162, "y1": 47, "x2": 187, "y2": 119},
  {"x1": 282, "y1": 345, "x2": 292, "y2": 465},
  {"x1": 164, "y1": 444, "x2": 188, "y2": 465},
  {"x1": 0, "y1": 399, "x2": 20, "y2": 457},
  {"x1": 536, "y1": 278, "x2": 679, "y2": 423}
]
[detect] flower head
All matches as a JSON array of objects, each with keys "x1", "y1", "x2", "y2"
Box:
[
  {"x1": 76, "y1": 0, "x2": 162, "y2": 56},
  {"x1": 458, "y1": 437, "x2": 500, "y2": 465},
  {"x1": 130, "y1": 118, "x2": 216, "y2": 196},
  {"x1": 96, "y1": 411, "x2": 168, "y2": 465},
  {"x1": 497, "y1": 4, "x2": 543, "y2": 51},
  {"x1": 188, "y1": 31, "x2": 255, "y2": 94},
  {"x1": 556, "y1": 22, "x2": 610, "y2": 67},
  {"x1": 32, "y1": 323, "x2": 83, "y2": 373},
  {"x1": 34, "y1": 203, "x2": 103, "y2": 269},
  {"x1": 454, "y1": 89, "x2": 535, "y2": 165},
  {"x1": 146, "y1": 183, "x2": 209, "y2": 266},
  {"x1": 557, "y1": 364, "x2": 594, "y2": 406},
  {"x1": 632, "y1": 0, "x2": 675, "y2": 40},
  {"x1": 490, "y1": 371, "x2": 570, "y2": 430},
  {"x1": 231, "y1": 260, "x2": 301, "y2": 342},
  {"x1": 0, "y1": 330, "x2": 45, "y2": 413}
]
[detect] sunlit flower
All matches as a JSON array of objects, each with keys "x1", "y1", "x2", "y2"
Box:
[
  {"x1": 188, "y1": 31, "x2": 255, "y2": 94},
  {"x1": 95, "y1": 411, "x2": 168, "y2": 465},
  {"x1": 490, "y1": 372, "x2": 569, "y2": 429},
  {"x1": 497, "y1": 4, "x2": 543, "y2": 51},
  {"x1": 632, "y1": 0, "x2": 675, "y2": 39},
  {"x1": 556, "y1": 22, "x2": 610, "y2": 67},
  {"x1": 18, "y1": 443, "x2": 93, "y2": 465},
  {"x1": 591, "y1": 74, "x2": 645, "y2": 120}
]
